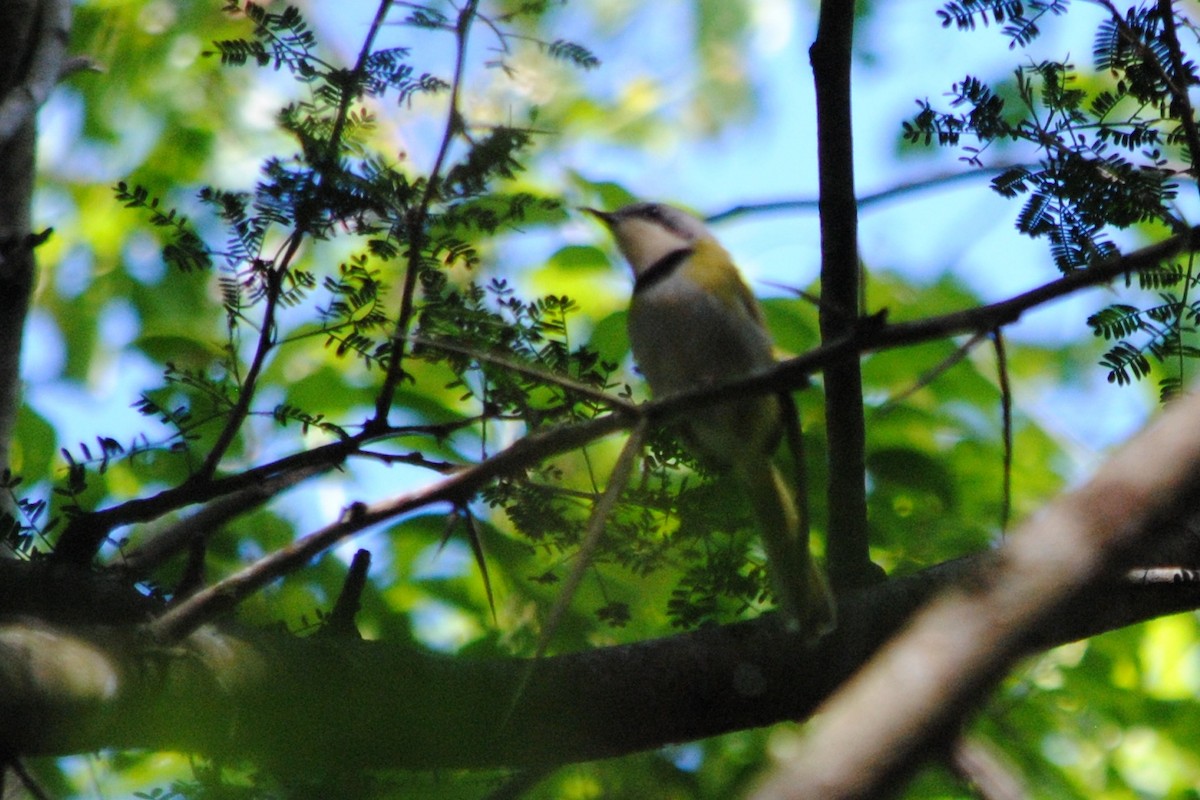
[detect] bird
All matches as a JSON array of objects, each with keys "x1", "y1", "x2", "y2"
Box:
[{"x1": 585, "y1": 202, "x2": 836, "y2": 640}]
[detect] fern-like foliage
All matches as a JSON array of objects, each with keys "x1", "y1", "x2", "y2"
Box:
[
  {"x1": 912, "y1": 1, "x2": 1200, "y2": 396},
  {"x1": 1, "y1": 469, "x2": 53, "y2": 556},
  {"x1": 39, "y1": 1, "x2": 661, "y2": 627},
  {"x1": 546, "y1": 39, "x2": 601, "y2": 70},
  {"x1": 1088, "y1": 272, "x2": 1200, "y2": 399},
  {"x1": 114, "y1": 183, "x2": 212, "y2": 272},
  {"x1": 937, "y1": 0, "x2": 1070, "y2": 48}
]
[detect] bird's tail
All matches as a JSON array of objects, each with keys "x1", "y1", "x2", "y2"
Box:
[{"x1": 738, "y1": 458, "x2": 836, "y2": 641}]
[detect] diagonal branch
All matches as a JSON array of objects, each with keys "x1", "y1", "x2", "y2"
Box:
[
  {"x1": 145, "y1": 408, "x2": 635, "y2": 641},
  {"x1": 750, "y1": 383, "x2": 1200, "y2": 800},
  {"x1": 113, "y1": 465, "x2": 324, "y2": 581}
]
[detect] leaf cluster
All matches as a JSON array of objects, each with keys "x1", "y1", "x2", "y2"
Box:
[
  {"x1": 1087, "y1": 262, "x2": 1200, "y2": 400},
  {"x1": 910, "y1": 1, "x2": 1199, "y2": 395},
  {"x1": 26, "y1": 2, "x2": 633, "y2": 622},
  {"x1": 937, "y1": 0, "x2": 1069, "y2": 48}
]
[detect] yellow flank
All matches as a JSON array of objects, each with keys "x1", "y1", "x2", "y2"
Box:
[{"x1": 682, "y1": 238, "x2": 765, "y2": 324}]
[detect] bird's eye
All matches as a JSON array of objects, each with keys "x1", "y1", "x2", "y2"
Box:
[{"x1": 638, "y1": 205, "x2": 664, "y2": 223}]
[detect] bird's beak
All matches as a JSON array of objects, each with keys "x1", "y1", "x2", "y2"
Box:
[{"x1": 579, "y1": 207, "x2": 614, "y2": 227}]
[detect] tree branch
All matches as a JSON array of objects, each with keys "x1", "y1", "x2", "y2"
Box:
[
  {"x1": 145, "y1": 408, "x2": 635, "y2": 641},
  {"x1": 112, "y1": 465, "x2": 325, "y2": 581},
  {"x1": 51, "y1": 428, "x2": 368, "y2": 564},
  {"x1": 0, "y1": 0, "x2": 69, "y2": 144},
  {"x1": 705, "y1": 166, "x2": 1015, "y2": 224},
  {"x1": 810, "y1": 0, "x2": 875, "y2": 589},
  {"x1": 3, "y1": 536, "x2": 1200, "y2": 772},
  {"x1": 372, "y1": 0, "x2": 481, "y2": 425}
]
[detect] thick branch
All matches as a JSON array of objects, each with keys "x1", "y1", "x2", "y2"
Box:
[
  {"x1": 0, "y1": 0, "x2": 69, "y2": 144},
  {"x1": 3, "y1": 545, "x2": 1199, "y2": 772}
]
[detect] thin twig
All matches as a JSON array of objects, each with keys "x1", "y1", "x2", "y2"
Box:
[
  {"x1": 199, "y1": 263, "x2": 284, "y2": 478},
  {"x1": 327, "y1": 0, "x2": 391, "y2": 161},
  {"x1": 408, "y1": 334, "x2": 637, "y2": 412},
  {"x1": 992, "y1": 330, "x2": 1013, "y2": 535},
  {"x1": 873, "y1": 330, "x2": 989, "y2": 412},
  {"x1": 52, "y1": 429, "x2": 366, "y2": 563},
  {"x1": 706, "y1": 166, "x2": 1015, "y2": 224},
  {"x1": 1151, "y1": 0, "x2": 1200, "y2": 179},
  {"x1": 500, "y1": 420, "x2": 648, "y2": 727},
  {"x1": 372, "y1": 0, "x2": 481, "y2": 425},
  {"x1": 534, "y1": 420, "x2": 646, "y2": 659}
]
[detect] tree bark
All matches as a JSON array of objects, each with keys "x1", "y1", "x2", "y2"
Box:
[
  {"x1": 0, "y1": 0, "x2": 69, "y2": 530},
  {"x1": 0, "y1": 0, "x2": 42, "y2": 494}
]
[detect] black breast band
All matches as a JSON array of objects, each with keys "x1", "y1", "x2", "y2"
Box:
[{"x1": 633, "y1": 247, "x2": 694, "y2": 294}]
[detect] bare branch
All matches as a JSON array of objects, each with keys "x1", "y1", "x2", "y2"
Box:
[
  {"x1": 114, "y1": 465, "x2": 325, "y2": 580},
  {"x1": 992, "y1": 330, "x2": 1013, "y2": 534},
  {"x1": 706, "y1": 166, "x2": 1016, "y2": 224},
  {"x1": 810, "y1": 0, "x2": 876, "y2": 589},
  {"x1": 52, "y1": 429, "x2": 367, "y2": 564},
  {"x1": 949, "y1": 736, "x2": 1030, "y2": 800},
  {"x1": 408, "y1": 334, "x2": 636, "y2": 413},
  {"x1": 145, "y1": 409, "x2": 634, "y2": 641},
  {"x1": 531, "y1": 420, "x2": 646, "y2": 661}
]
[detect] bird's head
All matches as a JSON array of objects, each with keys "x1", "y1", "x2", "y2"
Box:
[{"x1": 583, "y1": 203, "x2": 712, "y2": 278}]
